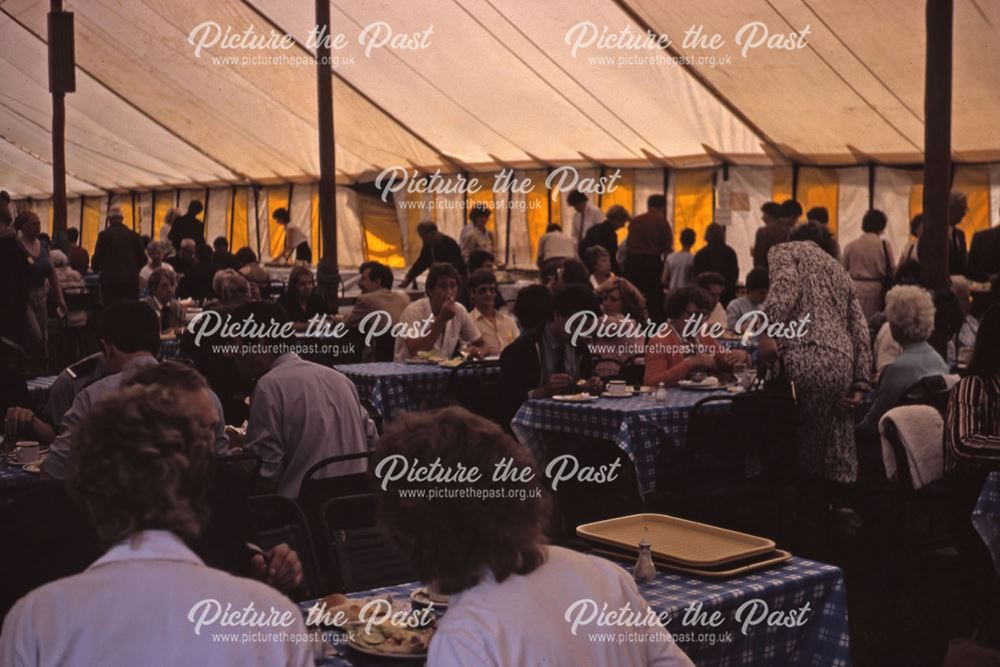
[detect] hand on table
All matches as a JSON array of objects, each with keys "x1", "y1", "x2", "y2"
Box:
[
  {"x1": 586, "y1": 376, "x2": 604, "y2": 394},
  {"x1": 5, "y1": 407, "x2": 37, "y2": 442},
  {"x1": 251, "y1": 543, "x2": 303, "y2": 592},
  {"x1": 543, "y1": 373, "x2": 573, "y2": 396}
]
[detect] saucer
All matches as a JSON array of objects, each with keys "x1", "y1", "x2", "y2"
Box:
[{"x1": 601, "y1": 391, "x2": 635, "y2": 399}]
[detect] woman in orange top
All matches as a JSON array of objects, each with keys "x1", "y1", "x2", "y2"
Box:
[{"x1": 644, "y1": 286, "x2": 748, "y2": 386}]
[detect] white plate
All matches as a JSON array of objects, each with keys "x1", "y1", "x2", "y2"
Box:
[
  {"x1": 22, "y1": 463, "x2": 42, "y2": 473},
  {"x1": 601, "y1": 391, "x2": 635, "y2": 399},
  {"x1": 677, "y1": 380, "x2": 732, "y2": 391},
  {"x1": 410, "y1": 587, "x2": 449, "y2": 609},
  {"x1": 552, "y1": 394, "x2": 598, "y2": 402},
  {"x1": 345, "y1": 625, "x2": 431, "y2": 660}
]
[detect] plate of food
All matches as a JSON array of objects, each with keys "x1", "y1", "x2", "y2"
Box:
[
  {"x1": 405, "y1": 351, "x2": 445, "y2": 364},
  {"x1": 552, "y1": 393, "x2": 598, "y2": 402},
  {"x1": 307, "y1": 593, "x2": 396, "y2": 629},
  {"x1": 346, "y1": 619, "x2": 436, "y2": 659},
  {"x1": 410, "y1": 587, "x2": 449, "y2": 609},
  {"x1": 437, "y1": 357, "x2": 465, "y2": 368},
  {"x1": 677, "y1": 377, "x2": 732, "y2": 391}
]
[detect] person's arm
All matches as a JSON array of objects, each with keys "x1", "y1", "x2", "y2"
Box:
[
  {"x1": 243, "y1": 382, "x2": 286, "y2": 482},
  {"x1": 342, "y1": 298, "x2": 371, "y2": 330},
  {"x1": 457, "y1": 308, "x2": 487, "y2": 358},
  {"x1": 404, "y1": 304, "x2": 454, "y2": 357},
  {"x1": 401, "y1": 243, "x2": 431, "y2": 287},
  {"x1": 953, "y1": 377, "x2": 1000, "y2": 454},
  {"x1": 643, "y1": 339, "x2": 713, "y2": 387},
  {"x1": 5, "y1": 407, "x2": 55, "y2": 446},
  {"x1": 41, "y1": 388, "x2": 93, "y2": 479},
  {"x1": 846, "y1": 289, "x2": 873, "y2": 394},
  {"x1": 536, "y1": 235, "x2": 547, "y2": 269}
]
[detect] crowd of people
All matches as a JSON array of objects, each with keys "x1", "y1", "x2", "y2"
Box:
[{"x1": 2, "y1": 186, "x2": 1000, "y2": 665}]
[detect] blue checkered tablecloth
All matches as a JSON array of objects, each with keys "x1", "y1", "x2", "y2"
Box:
[
  {"x1": 511, "y1": 389, "x2": 731, "y2": 493},
  {"x1": 0, "y1": 462, "x2": 40, "y2": 488},
  {"x1": 301, "y1": 555, "x2": 850, "y2": 667},
  {"x1": 335, "y1": 362, "x2": 500, "y2": 421},
  {"x1": 973, "y1": 471, "x2": 1000, "y2": 575}
]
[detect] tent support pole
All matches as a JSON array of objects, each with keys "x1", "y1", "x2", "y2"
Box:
[
  {"x1": 920, "y1": 0, "x2": 953, "y2": 290},
  {"x1": 48, "y1": 0, "x2": 73, "y2": 238},
  {"x1": 315, "y1": 0, "x2": 340, "y2": 307}
]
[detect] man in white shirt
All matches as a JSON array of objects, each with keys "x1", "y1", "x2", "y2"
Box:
[
  {"x1": 1, "y1": 384, "x2": 314, "y2": 667},
  {"x1": 568, "y1": 190, "x2": 604, "y2": 245},
  {"x1": 229, "y1": 301, "x2": 377, "y2": 497},
  {"x1": 467, "y1": 269, "x2": 518, "y2": 356},
  {"x1": 459, "y1": 204, "x2": 495, "y2": 262},
  {"x1": 663, "y1": 228, "x2": 695, "y2": 291},
  {"x1": 394, "y1": 263, "x2": 487, "y2": 361}
]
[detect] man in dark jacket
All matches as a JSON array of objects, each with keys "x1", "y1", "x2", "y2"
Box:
[
  {"x1": 579, "y1": 205, "x2": 629, "y2": 274},
  {"x1": 167, "y1": 200, "x2": 206, "y2": 251},
  {"x1": 400, "y1": 222, "x2": 466, "y2": 289},
  {"x1": 967, "y1": 222, "x2": 1000, "y2": 283},
  {"x1": 0, "y1": 192, "x2": 30, "y2": 349},
  {"x1": 498, "y1": 285, "x2": 603, "y2": 428},
  {"x1": 692, "y1": 223, "x2": 739, "y2": 305},
  {"x1": 92, "y1": 207, "x2": 144, "y2": 306}
]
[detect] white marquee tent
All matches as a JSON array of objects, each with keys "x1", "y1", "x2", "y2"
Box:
[{"x1": 3, "y1": 0, "x2": 999, "y2": 273}]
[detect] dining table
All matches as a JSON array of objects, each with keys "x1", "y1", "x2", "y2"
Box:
[
  {"x1": 511, "y1": 387, "x2": 733, "y2": 494},
  {"x1": 299, "y1": 552, "x2": 851, "y2": 667},
  {"x1": 973, "y1": 471, "x2": 1000, "y2": 574},
  {"x1": 335, "y1": 361, "x2": 500, "y2": 422}
]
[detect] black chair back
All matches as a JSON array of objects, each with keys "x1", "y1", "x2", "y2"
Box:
[
  {"x1": 901, "y1": 374, "x2": 952, "y2": 417},
  {"x1": 444, "y1": 360, "x2": 503, "y2": 424},
  {"x1": 622, "y1": 355, "x2": 646, "y2": 386},
  {"x1": 246, "y1": 494, "x2": 324, "y2": 600},
  {"x1": 320, "y1": 493, "x2": 417, "y2": 592}
]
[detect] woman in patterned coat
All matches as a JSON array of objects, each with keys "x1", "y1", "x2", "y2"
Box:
[{"x1": 760, "y1": 222, "x2": 872, "y2": 484}]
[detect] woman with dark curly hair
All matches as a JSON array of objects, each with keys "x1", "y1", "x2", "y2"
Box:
[
  {"x1": 373, "y1": 407, "x2": 693, "y2": 667},
  {"x1": 593, "y1": 277, "x2": 648, "y2": 377},
  {"x1": 0, "y1": 385, "x2": 313, "y2": 666}
]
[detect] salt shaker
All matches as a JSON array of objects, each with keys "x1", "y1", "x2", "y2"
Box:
[
  {"x1": 633, "y1": 537, "x2": 656, "y2": 583},
  {"x1": 653, "y1": 382, "x2": 668, "y2": 403}
]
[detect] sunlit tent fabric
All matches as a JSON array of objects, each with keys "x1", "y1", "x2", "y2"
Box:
[{"x1": 2, "y1": 0, "x2": 999, "y2": 271}]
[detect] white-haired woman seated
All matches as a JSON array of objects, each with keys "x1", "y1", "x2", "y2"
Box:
[
  {"x1": 50, "y1": 249, "x2": 84, "y2": 292},
  {"x1": 856, "y1": 285, "x2": 949, "y2": 445}
]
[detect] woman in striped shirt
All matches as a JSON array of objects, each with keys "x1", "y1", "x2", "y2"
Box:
[{"x1": 945, "y1": 304, "x2": 1000, "y2": 625}]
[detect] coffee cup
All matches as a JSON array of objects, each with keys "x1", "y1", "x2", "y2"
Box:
[
  {"x1": 14, "y1": 441, "x2": 40, "y2": 465},
  {"x1": 607, "y1": 381, "x2": 630, "y2": 396}
]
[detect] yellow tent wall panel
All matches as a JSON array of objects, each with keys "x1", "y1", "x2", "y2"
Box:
[
  {"x1": 81, "y1": 197, "x2": 102, "y2": 255},
  {"x1": 599, "y1": 168, "x2": 635, "y2": 246},
  {"x1": 310, "y1": 186, "x2": 322, "y2": 263},
  {"x1": 772, "y1": 168, "x2": 793, "y2": 205},
  {"x1": 673, "y1": 169, "x2": 714, "y2": 252},
  {"x1": 153, "y1": 193, "x2": 173, "y2": 242},
  {"x1": 231, "y1": 187, "x2": 249, "y2": 252},
  {"x1": 359, "y1": 193, "x2": 405, "y2": 268},
  {"x1": 524, "y1": 170, "x2": 549, "y2": 263},
  {"x1": 797, "y1": 168, "x2": 839, "y2": 236},
  {"x1": 953, "y1": 166, "x2": 991, "y2": 246},
  {"x1": 266, "y1": 185, "x2": 289, "y2": 261}
]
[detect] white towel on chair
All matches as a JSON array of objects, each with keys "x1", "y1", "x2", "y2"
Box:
[{"x1": 879, "y1": 405, "x2": 944, "y2": 489}]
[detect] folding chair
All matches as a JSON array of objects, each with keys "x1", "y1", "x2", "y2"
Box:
[
  {"x1": 246, "y1": 494, "x2": 324, "y2": 600},
  {"x1": 320, "y1": 492, "x2": 417, "y2": 593}
]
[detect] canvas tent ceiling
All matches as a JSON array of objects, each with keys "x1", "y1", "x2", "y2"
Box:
[{"x1": 1, "y1": 0, "x2": 999, "y2": 198}]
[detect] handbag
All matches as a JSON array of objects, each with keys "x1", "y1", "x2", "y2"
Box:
[
  {"x1": 880, "y1": 240, "x2": 894, "y2": 297},
  {"x1": 749, "y1": 356, "x2": 796, "y2": 403}
]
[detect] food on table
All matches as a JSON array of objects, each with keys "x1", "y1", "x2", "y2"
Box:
[
  {"x1": 415, "y1": 351, "x2": 446, "y2": 362},
  {"x1": 316, "y1": 593, "x2": 392, "y2": 624},
  {"x1": 350, "y1": 618, "x2": 436, "y2": 655}
]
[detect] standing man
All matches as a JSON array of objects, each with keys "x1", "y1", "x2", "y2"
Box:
[
  {"x1": 167, "y1": 200, "x2": 205, "y2": 251},
  {"x1": 400, "y1": 222, "x2": 466, "y2": 289},
  {"x1": 752, "y1": 201, "x2": 790, "y2": 270},
  {"x1": 459, "y1": 204, "x2": 495, "y2": 262},
  {"x1": 0, "y1": 192, "x2": 30, "y2": 350},
  {"x1": 967, "y1": 208, "x2": 1000, "y2": 282},
  {"x1": 274, "y1": 208, "x2": 311, "y2": 264},
  {"x1": 579, "y1": 204, "x2": 629, "y2": 274},
  {"x1": 568, "y1": 190, "x2": 604, "y2": 245},
  {"x1": 624, "y1": 195, "x2": 672, "y2": 322},
  {"x1": 92, "y1": 207, "x2": 144, "y2": 306}
]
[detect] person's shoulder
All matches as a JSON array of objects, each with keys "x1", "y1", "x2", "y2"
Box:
[{"x1": 400, "y1": 297, "x2": 429, "y2": 318}]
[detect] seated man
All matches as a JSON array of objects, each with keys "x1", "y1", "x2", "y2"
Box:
[
  {"x1": 498, "y1": 285, "x2": 603, "y2": 426},
  {"x1": 726, "y1": 268, "x2": 769, "y2": 334},
  {"x1": 343, "y1": 260, "x2": 410, "y2": 329},
  {"x1": 694, "y1": 272, "x2": 728, "y2": 331},
  {"x1": 856, "y1": 285, "x2": 949, "y2": 443},
  {"x1": 467, "y1": 269, "x2": 519, "y2": 357},
  {"x1": 40, "y1": 302, "x2": 228, "y2": 479},
  {"x1": 0, "y1": 384, "x2": 313, "y2": 666},
  {"x1": 394, "y1": 262, "x2": 486, "y2": 361},
  {"x1": 230, "y1": 301, "x2": 376, "y2": 497},
  {"x1": 644, "y1": 286, "x2": 749, "y2": 387},
  {"x1": 141, "y1": 267, "x2": 187, "y2": 333}
]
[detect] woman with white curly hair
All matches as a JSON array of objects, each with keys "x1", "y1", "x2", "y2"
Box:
[{"x1": 856, "y1": 285, "x2": 949, "y2": 444}]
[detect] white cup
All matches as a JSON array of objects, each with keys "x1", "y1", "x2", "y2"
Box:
[
  {"x1": 607, "y1": 381, "x2": 630, "y2": 396},
  {"x1": 15, "y1": 441, "x2": 40, "y2": 465}
]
